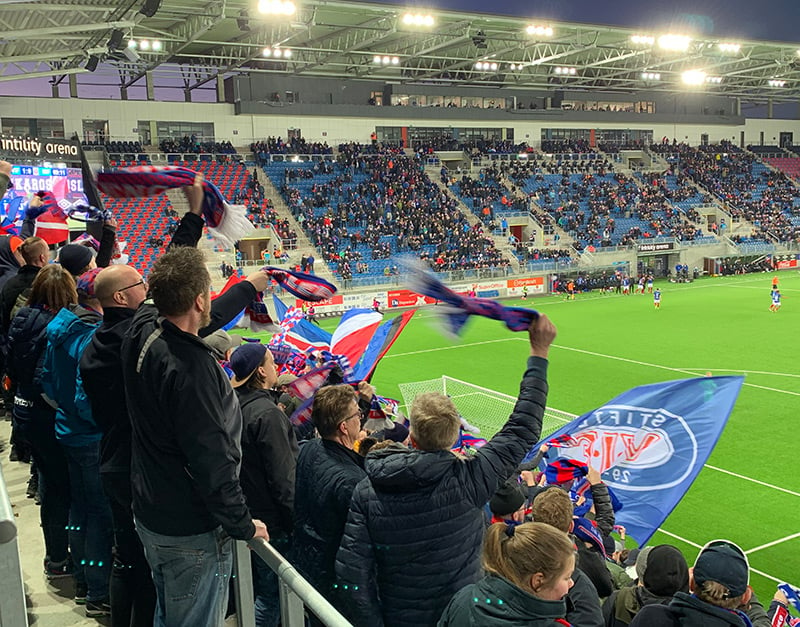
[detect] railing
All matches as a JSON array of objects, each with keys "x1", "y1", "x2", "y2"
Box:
[
  {"x1": 233, "y1": 538, "x2": 351, "y2": 627},
  {"x1": 0, "y1": 465, "x2": 28, "y2": 627}
]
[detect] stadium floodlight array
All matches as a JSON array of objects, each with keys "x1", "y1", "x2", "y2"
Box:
[
  {"x1": 526, "y1": 25, "x2": 554, "y2": 37},
  {"x1": 258, "y1": 0, "x2": 296, "y2": 15},
  {"x1": 129, "y1": 39, "x2": 161, "y2": 51},
  {"x1": 374, "y1": 55, "x2": 400, "y2": 65},
  {"x1": 706, "y1": 76, "x2": 723, "y2": 84},
  {"x1": 768, "y1": 79, "x2": 787, "y2": 87},
  {"x1": 263, "y1": 47, "x2": 292, "y2": 58},
  {"x1": 630, "y1": 34, "x2": 655, "y2": 45},
  {"x1": 474, "y1": 61, "x2": 499, "y2": 71},
  {"x1": 718, "y1": 43, "x2": 741, "y2": 53},
  {"x1": 658, "y1": 34, "x2": 691, "y2": 52},
  {"x1": 402, "y1": 13, "x2": 434, "y2": 27},
  {"x1": 554, "y1": 66, "x2": 577, "y2": 75},
  {"x1": 641, "y1": 72, "x2": 661, "y2": 81}
]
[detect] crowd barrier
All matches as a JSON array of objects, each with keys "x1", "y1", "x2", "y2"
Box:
[
  {"x1": 233, "y1": 539, "x2": 351, "y2": 627},
  {"x1": 0, "y1": 465, "x2": 28, "y2": 627}
]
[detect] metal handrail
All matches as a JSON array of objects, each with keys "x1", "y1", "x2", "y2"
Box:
[
  {"x1": 0, "y1": 464, "x2": 28, "y2": 626},
  {"x1": 234, "y1": 538, "x2": 352, "y2": 627}
]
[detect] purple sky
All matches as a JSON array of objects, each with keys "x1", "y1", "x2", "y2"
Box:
[{"x1": 375, "y1": 0, "x2": 800, "y2": 43}]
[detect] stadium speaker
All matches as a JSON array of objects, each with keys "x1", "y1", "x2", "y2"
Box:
[
  {"x1": 237, "y1": 9, "x2": 250, "y2": 32},
  {"x1": 139, "y1": 0, "x2": 162, "y2": 18},
  {"x1": 122, "y1": 47, "x2": 140, "y2": 62},
  {"x1": 108, "y1": 29, "x2": 124, "y2": 51},
  {"x1": 85, "y1": 55, "x2": 100, "y2": 72}
]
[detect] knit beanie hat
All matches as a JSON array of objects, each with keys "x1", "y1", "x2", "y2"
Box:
[
  {"x1": 58, "y1": 244, "x2": 94, "y2": 276},
  {"x1": 642, "y1": 545, "x2": 689, "y2": 596},
  {"x1": 489, "y1": 480, "x2": 527, "y2": 516}
]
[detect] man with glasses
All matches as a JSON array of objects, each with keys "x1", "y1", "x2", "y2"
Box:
[
  {"x1": 291, "y1": 384, "x2": 368, "y2": 617},
  {"x1": 630, "y1": 539, "x2": 763, "y2": 627}
]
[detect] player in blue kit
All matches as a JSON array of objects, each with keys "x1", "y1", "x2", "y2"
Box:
[
  {"x1": 653, "y1": 288, "x2": 661, "y2": 309},
  {"x1": 770, "y1": 288, "x2": 781, "y2": 312}
]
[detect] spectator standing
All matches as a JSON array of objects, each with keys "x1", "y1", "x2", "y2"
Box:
[
  {"x1": 291, "y1": 385, "x2": 367, "y2": 614},
  {"x1": 121, "y1": 246, "x2": 269, "y2": 627},
  {"x1": 335, "y1": 314, "x2": 556, "y2": 627},
  {"x1": 230, "y1": 343, "x2": 299, "y2": 627},
  {"x1": 438, "y1": 522, "x2": 575, "y2": 626}
]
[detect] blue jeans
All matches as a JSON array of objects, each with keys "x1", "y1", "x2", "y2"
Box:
[
  {"x1": 63, "y1": 440, "x2": 113, "y2": 602},
  {"x1": 252, "y1": 535, "x2": 290, "y2": 627},
  {"x1": 136, "y1": 520, "x2": 233, "y2": 627}
]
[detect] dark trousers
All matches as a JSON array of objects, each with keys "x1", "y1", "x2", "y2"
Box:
[
  {"x1": 16, "y1": 413, "x2": 70, "y2": 562},
  {"x1": 102, "y1": 471, "x2": 156, "y2": 627}
]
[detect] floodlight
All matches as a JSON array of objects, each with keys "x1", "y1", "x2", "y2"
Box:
[
  {"x1": 258, "y1": 0, "x2": 296, "y2": 16},
  {"x1": 263, "y1": 48, "x2": 272, "y2": 57},
  {"x1": 139, "y1": 40, "x2": 150, "y2": 50},
  {"x1": 631, "y1": 35, "x2": 655, "y2": 45},
  {"x1": 151, "y1": 40, "x2": 162, "y2": 51},
  {"x1": 718, "y1": 43, "x2": 740, "y2": 53},
  {"x1": 402, "y1": 13, "x2": 434, "y2": 27},
  {"x1": 681, "y1": 69, "x2": 706, "y2": 85},
  {"x1": 526, "y1": 25, "x2": 553, "y2": 37},
  {"x1": 768, "y1": 79, "x2": 786, "y2": 87},
  {"x1": 641, "y1": 72, "x2": 661, "y2": 81},
  {"x1": 658, "y1": 34, "x2": 691, "y2": 51}
]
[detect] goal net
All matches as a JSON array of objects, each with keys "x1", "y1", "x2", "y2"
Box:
[{"x1": 397, "y1": 375, "x2": 577, "y2": 440}]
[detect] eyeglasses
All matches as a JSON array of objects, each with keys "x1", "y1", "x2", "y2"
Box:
[
  {"x1": 117, "y1": 279, "x2": 146, "y2": 293},
  {"x1": 338, "y1": 410, "x2": 362, "y2": 426}
]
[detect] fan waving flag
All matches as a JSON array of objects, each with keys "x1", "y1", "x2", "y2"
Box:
[
  {"x1": 261, "y1": 266, "x2": 336, "y2": 302},
  {"x1": 402, "y1": 257, "x2": 537, "y2": 335},
  {"x1": 97, "y1": 165, "x2": 254, "y2": 246},
  {"x1": 272, "y1": 295, "x2": 331, "y2": 353},
  {"x1": 524, "y1": 376, "x2": 744, "y2": 545}
]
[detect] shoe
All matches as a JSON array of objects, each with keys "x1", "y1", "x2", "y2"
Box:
[
  {"x1": 9, "y1": 447, "x2": 18, "y2": 462},
  {"x1": 44, "y1": 557, "x2": 73, "y2": 580},
  {"x1": 26, "y1": 474, "x2": 39, "y2": 499},
  {"x1": 85, "y1": 598, "x2": 111, "y2": 618},
  {"x1": 74, "y1": 582, "x2": 88, "y2": 604}
]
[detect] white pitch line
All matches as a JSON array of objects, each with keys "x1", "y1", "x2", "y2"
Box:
[
  {"x1": 675, "y1": 369, "x2": 800, "y2": 379},
  {"x1": 703, "y1": 464, "x2": 800, "y2": 498},
  {"x1": 384, "y1": 337, "x2": 520, "y2": 358},
  {"x1": 744, "y1": 531, "x2": 800, "y2": 555},
  {"x1": 553, "y1": 345, "x2": 800, "y2": 397},
  {"x1": 656, "y1": 529, "x2": 782, "y2": 583}
]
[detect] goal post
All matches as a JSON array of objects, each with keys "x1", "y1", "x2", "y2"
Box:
[{"x1": 397, "y1": 375, "x2": 576, "y2": 440}]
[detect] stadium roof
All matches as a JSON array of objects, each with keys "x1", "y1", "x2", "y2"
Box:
[{"x1": 1, "y1": 0, "x2": 799, "y2": 103}]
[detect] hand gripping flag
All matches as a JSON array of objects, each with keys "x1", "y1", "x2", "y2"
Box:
[
  {"x1": 401, "y1": 257, "x2": 538, "y2": 335},
  {"x1": 97, "y1": 166, "x2": 255, "y2": 247},
  {"x1": 774, "y1": 583, "x2": 800, "y2": 627},
  {"x1": 523, "y1": 376, "x2": 744, "y2": 545}
]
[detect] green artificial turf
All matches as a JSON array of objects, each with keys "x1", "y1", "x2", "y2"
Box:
[{"x1": 238, "y1": 270, "x2": 800, "y2": 606}]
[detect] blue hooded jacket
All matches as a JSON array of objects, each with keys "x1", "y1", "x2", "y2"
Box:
[{"x1": 42, "y1": 305, "x2": 102, "y2": 447}]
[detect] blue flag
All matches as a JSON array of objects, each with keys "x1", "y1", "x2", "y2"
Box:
[
  {"x1": 526, "y1": 376, "x2": 744, "y2": 545},
  {"x1": 271, "y1": 295, "x2": 332, "y2": 351}
]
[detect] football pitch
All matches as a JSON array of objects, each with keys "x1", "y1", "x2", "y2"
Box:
[{"x1": 252, "y1": 271, "x2": 800, "y2": 604}]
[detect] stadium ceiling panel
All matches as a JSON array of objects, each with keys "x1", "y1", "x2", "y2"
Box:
[{"x1": 0, "y1": 0, "x2": 798, "y2": 102}]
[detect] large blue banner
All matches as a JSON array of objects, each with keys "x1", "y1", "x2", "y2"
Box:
[{"x1": 527, "y1": 376, "x2": 744, "y2": 545}]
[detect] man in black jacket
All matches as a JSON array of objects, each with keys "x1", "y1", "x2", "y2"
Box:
[
  {"x1": 335, "y1": 314, "x2": 556, "y2": 627},
  {"x1": 120, "y1": 245, "x2": 269, "y2": 627},
  {"x1": 291, "y1": 384, "x2": 367, "y2": 615},
  {"x1": 0, "y1": 235, "x2": 49, "y2": 333},
  {"x1": 231, "y1": 342, "x2": 298, "y2": 627}
]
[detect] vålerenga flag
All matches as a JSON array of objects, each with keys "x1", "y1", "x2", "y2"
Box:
[{"x1": 525, "y1": 376, "x2": 744, "y2": 545}]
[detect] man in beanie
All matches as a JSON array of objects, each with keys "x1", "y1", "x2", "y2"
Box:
[
  {"x1": 488, "y1": 478, "x2": 527, "y2": 524},
  {"x1": 231, "y1": 342, "x2": 298, "y2": 627},
  {"x1": 58, "y1": 243, "x2": 97, "y2": 277},
  {"x1": 630, "y1": 540, "x2": 761, "y2": 627},
  {"x1": 604, "y1": 544, "x2": 689, "y2": 626}
]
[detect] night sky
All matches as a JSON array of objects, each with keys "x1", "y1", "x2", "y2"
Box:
[{"x1": 368, "y1": 0, "x2": 800, "y2": 43}]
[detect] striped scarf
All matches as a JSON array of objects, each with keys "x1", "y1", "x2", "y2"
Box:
[
  {"x1": 403, "y1": 258, "x2": 538, "y2": 335},
  {"x1": 97, "y1": 165, "x2": 254, "y2": 246},
  {"x1": 261, "y1": 266, "x2": 336, "y2": 302},
  {"x1": 269, "y1": 306, "x2": 304, "y2": 347}
]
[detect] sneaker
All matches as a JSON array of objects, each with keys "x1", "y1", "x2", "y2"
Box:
[
  {"x1": 26, "y1": 474, "x2": 39, "y2": 499},
  {"x1": 74, "y1": 582, "x2": 88, "y2": 605},
  {"x1": 44, "y1": 557, "x2": 73, "y2": 580},
  {"x1": 85, "y1": 598, "x2": 111, "y2": 618}
]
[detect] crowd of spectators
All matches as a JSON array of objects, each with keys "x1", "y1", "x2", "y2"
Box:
[
  {"x1": 541, "y1": 138, "x2": 595, "y2": 153},
  {"x1": 251, "y1": 137, "x2": 333, "y2": 164},
  {"x1": 159, "y1": 135, "x2": 237, "y2": 154},
  {"x1": 276, "y1": 150, "x2": 509, "y2": 276}
]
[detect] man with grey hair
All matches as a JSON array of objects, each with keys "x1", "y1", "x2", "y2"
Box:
[{"x1": 336, "y1": 314, "x2": 557, "y2": 627}]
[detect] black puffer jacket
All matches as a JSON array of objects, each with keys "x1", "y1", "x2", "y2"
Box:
[
  {"x1": 290, "y1": 438, "x2": 366, "y2": 604},
  {"x1": 335, "y1": 356, "x2": 549, "y2": 627},
  {"x1": 6, "y1": 305, "x2": 56, "y2": 412},
  {"x1": 629, "y1": 592, "x2": 750, "y2": 627}
]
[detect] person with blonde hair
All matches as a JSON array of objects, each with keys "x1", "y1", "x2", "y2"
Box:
[
  {"x1": 336, "y1": 314, "x2": 557, "y2": 627},
  {"x1": 438, "y1": 521, "x2": 575, "y2": 625}
]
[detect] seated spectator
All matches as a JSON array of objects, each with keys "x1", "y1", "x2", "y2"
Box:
[
  {"x1": 335, "y1": 315, "x2": 556, "y2": 627},
  {"x1": 438, "y1": 522, "x2": 575, "y2": 626}
]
